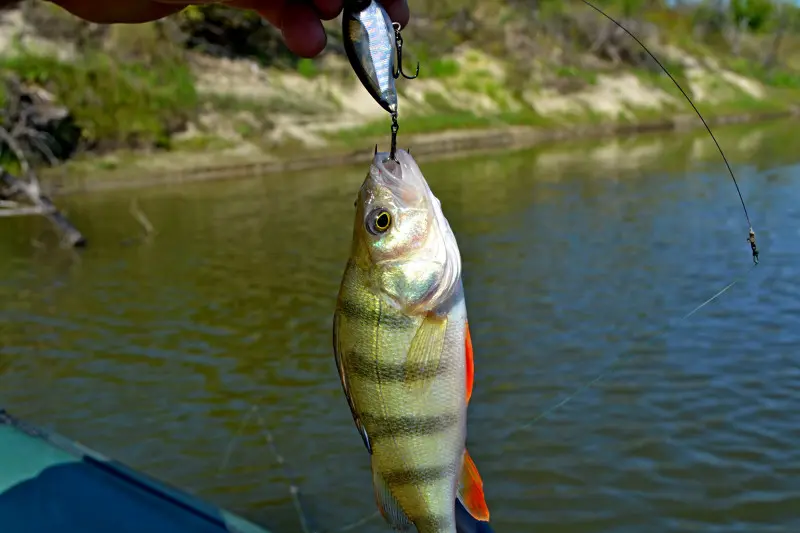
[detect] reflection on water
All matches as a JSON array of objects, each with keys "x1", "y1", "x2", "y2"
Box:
[{"x1": 1, "y1": 119, "x2": 800, "y2": 532}]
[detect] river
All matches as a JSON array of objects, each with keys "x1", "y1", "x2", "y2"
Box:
[{"x1": 1, "y1": 119, "x2": 799, "y2": 532}]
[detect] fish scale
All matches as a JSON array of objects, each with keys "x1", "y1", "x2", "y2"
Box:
[{"x1": 333, "y1": 150, "x2": 491, "y2": 533}]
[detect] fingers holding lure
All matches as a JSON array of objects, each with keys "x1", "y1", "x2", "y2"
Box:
[{"x1": 343, "y1": 0, "x2": 420, "y2": 162}]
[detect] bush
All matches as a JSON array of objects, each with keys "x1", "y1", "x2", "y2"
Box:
[
  {"x1": 176, "y1": 5, "x2": 297, "y2": 68},
  {"x1": 730, "y1": 0, "x2": 774, "y2": 32},
  {"x1": 0, "y1": 50, "x2": 197, "y2": 152}
]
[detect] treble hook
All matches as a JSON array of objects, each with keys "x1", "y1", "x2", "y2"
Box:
[{"x1": 392, "y1": 22, "x2": 419, "y2": 80}]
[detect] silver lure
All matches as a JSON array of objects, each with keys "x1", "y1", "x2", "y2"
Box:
[{"x1": 342, "y1": 0, "x2": 399, "y2": 115}]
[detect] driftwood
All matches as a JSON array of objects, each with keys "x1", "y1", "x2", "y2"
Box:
[
  {"x1": 0, "y1": 167, "x2": 86, "y2": 247},
  {"x1": 0, "y1": 75, "x2": 86, "y2": 247},
  {"x1": 0, "y1": 128, "x2": 85, "y2": 247}
]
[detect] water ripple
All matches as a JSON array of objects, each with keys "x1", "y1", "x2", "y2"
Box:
[{"x1": 2, "y1": 124, "x2": 800, "y2": 532}]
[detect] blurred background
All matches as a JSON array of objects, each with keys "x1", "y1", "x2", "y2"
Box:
[
  {"x1": 0, "y1": 0, "x2": 799, "y2": 181},
  {"x1": 1, "y1": 2, "x2": 800, "y2": 533}
]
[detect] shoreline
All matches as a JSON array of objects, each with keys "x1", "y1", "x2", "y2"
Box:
[{"x1": 42, "y1": 107, "x2": 799, "y2": 197}]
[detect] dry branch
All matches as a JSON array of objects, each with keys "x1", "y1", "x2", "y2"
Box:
[
  {"x1": 0, "y1": 169, "x2": 86, "y2": 247},
  {"x1": 129, "y1": 198, "x2": 155, "y2": 236},
  {"x1": 0, "y1": 76, "x2": 87, "y2": 248}
]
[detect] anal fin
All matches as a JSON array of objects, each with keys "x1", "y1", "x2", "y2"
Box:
[
  {"x1": 373, "y1": 465, "x2": 412, "y2": 530},
  {"x1": 456, "y1": 449, "x2": 490, "y2": 522}
]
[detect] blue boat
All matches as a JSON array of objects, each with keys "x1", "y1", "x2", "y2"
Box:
[{"x1": 0, "y1": 409, "x2": 272, "y2": 533}]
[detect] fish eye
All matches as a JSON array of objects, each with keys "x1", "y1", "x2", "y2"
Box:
[{"x1": 366, "y1": 208, "x2": 392, "y2": 235}]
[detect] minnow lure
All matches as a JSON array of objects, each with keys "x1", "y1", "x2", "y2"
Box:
[{"x1": 342, "y1": 0, "x2": 419, "y2": 161}]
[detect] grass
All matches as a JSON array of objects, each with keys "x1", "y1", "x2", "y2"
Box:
[
  {"x1": 1, "y1": 50, "x2": 197, "y2": 150},
  {"x1": 296, "y1": 58, "x2": 318, "y2": 78},
  {"x1": 201, "y1": 91, "x2": 332, "y2": 117},
  {"x1": 0, "y1": 20, "x2": 198, "y2": 152},
  {"x1": 426, "y1": 58, "x2": 461, "y2": 78},
  {"x1": 554, "y1": 66, "x2": 599, "y2": 86},
  {"x1": 329, "y1": 107, "x2": 555, "y2": 148},
  {"x1": 329, "y1": 73, "x2": 799, "y2": 151},
  {"x1": 2, "y1": 0, "x2": 798, "y2": 174},
  {"x1": 725, "y1": 56, "x2": 800, "y2": 90},
  {"x1": 171, "y1": 135, "x2": 238, "y2": 152}
]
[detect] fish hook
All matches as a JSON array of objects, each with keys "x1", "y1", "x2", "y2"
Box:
[{"x1": 392, "y1": 22, "x2": 419, "y2": 80}]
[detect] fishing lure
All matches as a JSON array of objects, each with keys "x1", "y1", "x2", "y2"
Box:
[
  {"x1": 748, "y1": 229, "x2": 759, "y2": 264},
  {"x1": 342, "y1": 0, "x2": 419, "y2": 161}
]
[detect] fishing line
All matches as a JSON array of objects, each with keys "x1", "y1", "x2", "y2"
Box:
[
  {"x1": 218, "y1": 405, "x2": 315, "y2": 533},
  {"x1": 510, "y1": 263, "x2": 757, "y2": 436},
  {"x1": 580, "y1": 0, "x2": 754, "y2": 232},
  {"x1": 335, "y1": 511, "x2": 381, "y2": 532},
  {"x1": 507, "y1": 2, "x2": 764, "y2": 434},
  {"x1": 220, "y1": 405, "x2": 382, "y2": 533}
]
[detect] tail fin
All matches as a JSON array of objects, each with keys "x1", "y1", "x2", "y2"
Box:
[{"x1": 455, "y1": 498, "x2": 495, "y2": 533}]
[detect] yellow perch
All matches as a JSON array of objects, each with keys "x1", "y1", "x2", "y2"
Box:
[{"x1": 333, "y1": 149, "x2": 491, "y2": 533}]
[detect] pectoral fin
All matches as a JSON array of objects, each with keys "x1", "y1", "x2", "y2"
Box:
[
  {"x1": 405, "y1": 314, "x2": 448, "y2": 391},
  {"x1": 456, "y1": 449, "x2": 490, "y2": 522},
  {"x1": 372, "y1": 463, "x2": 412, "y2": 530}
]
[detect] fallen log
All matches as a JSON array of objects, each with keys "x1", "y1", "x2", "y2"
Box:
[{"x1": 0, "y1": 168, "x2": 86, "y2": 247}]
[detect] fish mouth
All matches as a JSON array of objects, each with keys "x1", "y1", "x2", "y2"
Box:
[
  {"x1": 362, "y1": 149, "x2": 425, "y2": 210},
  {"x1": 368, "y1": 149, "x2": 427, "y2": 197},
  {"x1": 371, "y1": 149, "x2": 405, "y2": 176}
]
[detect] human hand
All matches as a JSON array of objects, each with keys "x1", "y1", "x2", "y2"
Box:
[{"x1": 48, "y1": 1, "x2": 411, "y2": 58}]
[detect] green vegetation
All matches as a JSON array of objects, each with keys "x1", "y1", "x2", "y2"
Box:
[
  {"x1": 0, "y1": 0, "x2": 799, "y2": 174},
  {"x1": 1, "y1": 13, "x2": 197, "y2": 159},
  {"x1": 332, "y1": 109, "x2": 552, "y2": 144},
  {"x1": 426, "y1": 58, "x2": 461, "y2": 79},
  {"x1": 1, "y1": 51, "x2": 196, "y2": 150}
]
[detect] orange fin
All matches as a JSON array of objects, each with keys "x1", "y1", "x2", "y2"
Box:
[
  {"x1": 457, "y1": 448, "x2": 490, "y2": 521},
  {"x1": 465, "y1": 321, "x2": 474, "y2": 403}
]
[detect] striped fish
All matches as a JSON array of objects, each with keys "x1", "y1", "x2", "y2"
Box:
[{"x1": 333, "y1": 150, "x2": 491, "y2": 533}]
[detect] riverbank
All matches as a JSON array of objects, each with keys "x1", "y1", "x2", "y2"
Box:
[
  {"x1": 39, "y1": 107, "x2": 799, "y2": 195},
  {"x1": 2, "y1": 1, "x2": 800, "y2": 192}
]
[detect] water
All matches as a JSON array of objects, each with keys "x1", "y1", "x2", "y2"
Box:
[{"x1": 1, "y1": 119, "x2": 799, "y2": 532}]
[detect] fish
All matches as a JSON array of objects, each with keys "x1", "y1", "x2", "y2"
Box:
[
  {"x1": 342, "y1": 0, "x2": 399, "y2": 115},
  {"x1": 333, "y1": 149, "x2": 492, "y2": 533}
]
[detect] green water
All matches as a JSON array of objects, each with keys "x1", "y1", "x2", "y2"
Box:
[{"x1": 1, "y1": 119, "x2": 799, "y2": 532}]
